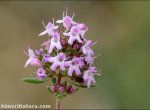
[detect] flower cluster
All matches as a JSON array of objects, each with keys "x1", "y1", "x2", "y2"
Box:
[{"x1": 24, "y1": 10, "x2": 100, "y2": 97}]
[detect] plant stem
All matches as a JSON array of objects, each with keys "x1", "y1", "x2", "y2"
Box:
[
  {"x1": 56, "y1": 97, "x2": 60, "y2": 110},
  {"x1": 56, "y1": 74, "x2": 61, "y2": 110}
]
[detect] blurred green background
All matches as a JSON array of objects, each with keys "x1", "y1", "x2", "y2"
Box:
[{"x1": 0, "y1": 1, "x2": 150, "y2": 109}]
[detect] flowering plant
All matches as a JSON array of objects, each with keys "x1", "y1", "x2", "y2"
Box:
[{"x1": 22, "y1": 9, "x2": 101, "y2": 110}]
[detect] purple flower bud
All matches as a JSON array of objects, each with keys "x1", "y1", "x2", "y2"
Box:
[
  {"x1": 37, "y1": 68, "x2": 46, "y2": 80},
  {"x1": 35, "y1": 49, "x2": 41, "y2": 55},
  {"x1": 51, "y1": 85, "x2": 56, "y2": 92},
  {"x1": 73, "y1": 44, "x2": 79, "y2": 49},
  {"x1": 42, "y1": 54, "x2": 50, "y2": 63},
  {"x1": 67, "y1": 86, "x2": 75, "y2": 94},
  {"x1": 59, "y1": 86, "x2": 65, "y2": 93},
  {"x1": 61, "y1": 39, "x2": 66, "y2": 46}
]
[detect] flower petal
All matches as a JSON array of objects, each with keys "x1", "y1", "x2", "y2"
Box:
[
  {"x1": 68, "y1": 37, "x2": 75, "y2": 45},
  {"x1": 39, "y1": 30, "x2": 47, "y2": 36},
  {"x1": 51, "y1": 63, "x2": 59, "y2": 71},
  {"x1": 74, "y1": 65, "x2": 81, "y2": 75},
  {"x1": 56, "y1": 20, "x2": 63, "y2": 23},
  {"x1": 68, "y1": 66, "x2": 74, "y2": 76},
  {"x1": 24, "y1": 58, "x2": 31, "y2": 68}
]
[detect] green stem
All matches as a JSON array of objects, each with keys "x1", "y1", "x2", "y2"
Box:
[{"x1": 56, "y1": 97, "x2": 61, "y2": 110}]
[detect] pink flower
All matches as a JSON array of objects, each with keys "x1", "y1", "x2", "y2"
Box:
[
  {"x1": 50, "y1": 85, "x2": 56, "y2": 92},
  {"x1": 24, "y1": 47, "x2": 42, "y2": 68},
  {"x1": 67, "y1": 86, "x2": 75, "y2": 94},
  {"x1": 76, "y1": 23, "x2": 88, "y2": 37},
  {"x1": 82, "y1": 40, "x2": 94, "y2": 56},
  {"x1": 59, "y1": 86, "x2": 65, "y2": 93},
  {"x1": 64, "y1": 25, "x2": 83, "y2": 45},
  {"x1": 65, "y1": 57, "x2": 84, "y2": 76},
  {"x1": 39, "y1": 20, "x2": 58, "y2": 36},
  {"x1": 41, "y1": 39, "x2": 50, "y2": 50},
  {"x1": 37, "y1": 68, "x2": 47, "y2": 80},
  {"x1": 48, "y1": 53, "x2": 67, "y2": 71},
  {"x1": 48, "y1": 31, "x2": 62, "y2": 54},
  {"x1": 83, "y1": 67, "x2": 97, "y2": 88},
  {"x1": 56, "y1": 10, "x2": 76, "y2": 31}
]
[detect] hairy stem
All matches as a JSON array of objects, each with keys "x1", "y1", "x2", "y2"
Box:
[
  {"x1": 56, "y1": 74, "x2": 61, "y2": 110},
  {"x1": 56, "y1": 97, "x2": 61, "y2": 110}
]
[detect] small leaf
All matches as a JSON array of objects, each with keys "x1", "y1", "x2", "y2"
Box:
[
  {"x1": 51, "y1": 78, "x2": 56, "y2": 84},
  {"x1": 22, "y1": 78, "x2": 49, "y2": 84},
  {"x1": 47, "y1": 86, "x2": 54, "y2": 93},
  {"x1": 62, "y1": 81, "x2": 67, "y2": 86},
  {"x1": 67, "y1": 79, "x2": 96, "y2": 88},
  {"x1": 56, "y1": 94, "x2": 63, "y2": 99},
  {"x1": 75, "y1": 87, "x2": 80, "y2": 92}
]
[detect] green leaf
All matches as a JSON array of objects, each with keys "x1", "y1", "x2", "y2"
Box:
[
  {"x1": 67, "y1": 79, "x2": 96, "y2": 88},
  {"x1": 51, "y1": 78, "x2": 56, "y2": 84},
  {"x1": 47, "y1": 86, "x2": 54, "y2": 93},
  {"x1": 62, "y1": 81, "x2": 67, "y2": 86},
  {"x1": 56, "y1": 94, "x2": 63, "y2": 99},
  {"x1": 22, "y1": 78, "x2": 49, "y2": 84}
]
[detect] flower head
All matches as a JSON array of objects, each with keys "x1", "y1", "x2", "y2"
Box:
[{"x1": 24, "y1": 9, "x2": 100, "y2": 96}]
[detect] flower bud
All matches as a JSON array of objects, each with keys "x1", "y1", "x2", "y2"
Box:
[
  {"x1": 37, "y1": 68, "x2": 46, "y2": 80},
  {"x1": 73, "y1": 44, "x2": 79, "y2": 49},
  {"x1": 51, "y1": 85, "x2": 56, "y2": 92},
  {"x1": 67, "y1": 86, "x2": 75, "y2": 94},
  {"x1": 59, "y1": 86, "x2": 65, "y2": 93},
  {"x1": 61, "y1": 39, "x2": 66, "y2": 46}
]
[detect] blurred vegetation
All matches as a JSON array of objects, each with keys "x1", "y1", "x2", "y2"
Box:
[{"x1": 0, "y1": 1, "x2": 150, "y2": 109}]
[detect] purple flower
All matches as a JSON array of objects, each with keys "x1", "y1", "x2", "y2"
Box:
[
  {"x1": 35, "y1": 49, "x2": 41, "y2": 55},
  {"x1": 67, "y1": 86, "x2": 75, "y2": 94},
  {"x1": 48, "y1": 53, "x2": 67, "y2": 71},
  {"x1": 64, "y1": 25, "x2": 83, "y2": 45},
  {"x1": 37, "y1": 68, "x2": 47, "y2": 80},
  {"x1": 48, "y1": 31, "x2": 62, "y2": 54},
  {"x1": 59, "y1": 86, "x2": 65, "y2": 93},
  {"x1": 50, "y1": 85, "x2": 56, "y2": 92},
  {"x1": 65, "y1": 57, "x2": 84, "y2": 76},
  {"x1": 82, "y1": 40, "x2": 94, "y2": 56},
  {"x1": 56, "y1": 10, "x2": 76, "y2": 31},
  {"x1": 39, "y1": 21, "x2": 58, "y2": 36},
  {"x1": 24, "y1": 47, "x2": 42, "y2": 68},
  {"x1": 42, "y1": 54, "x2": 50, "y2": 63},
  {"x1": 83, "y1": 67, "x2": 97, "y2": 88},
  {"x1": 41, "y1": 39, "x2": 50, "y2": 50},
  {"x1": 76, "y1": 23, "x2": 88, "y2": 37}
]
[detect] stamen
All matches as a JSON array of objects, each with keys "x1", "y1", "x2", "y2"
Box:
[
  {"x1": 24, "y1": 51, "x2": 29, "y2": 57},
  {"x1": 93, "y1": 53, "x2": 101, "y2": 59},
  {"x1": 52, "y1": 18, "x2": 54, "y2": 25},
  {"x1": 92, "y1": 41, "x2": 97, "y2": 46},
  {"x1": 66, "y1": 7, "x2": 68, "y2": 16},
  {"x1": 63, "y1": 11, "x2": 65, "y2": 18},
  {"x1": 42, "y1": 21, "x2": 46, "y2": 28},
  {"x1": 72, "y1": 13, "x2": 75, "y2": 19}
]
